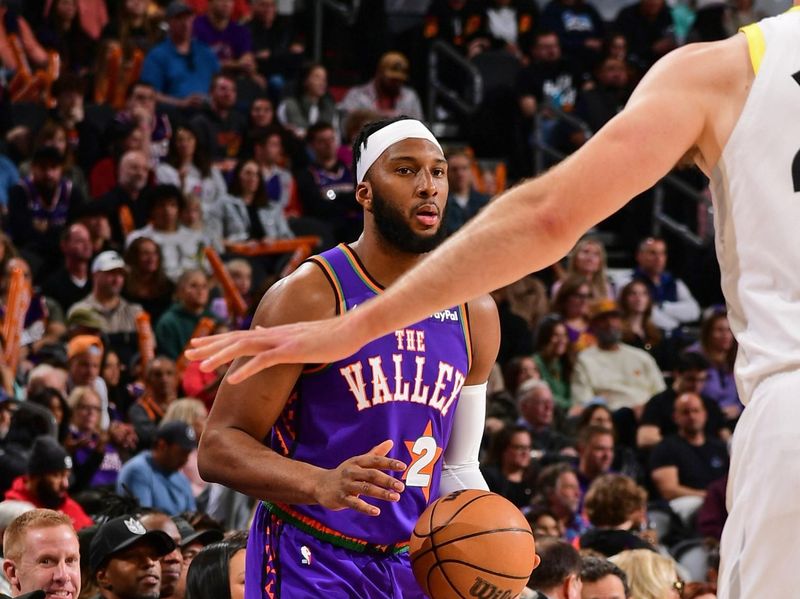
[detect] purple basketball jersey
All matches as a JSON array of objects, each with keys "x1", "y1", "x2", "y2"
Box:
[{"x1": 268, "y1": 244, "x2": 472, "y2": 549}]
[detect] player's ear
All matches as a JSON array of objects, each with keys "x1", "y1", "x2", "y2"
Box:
[
  {"x1": 96, "y1": 565, "x2": 112, "y2": 590},
  {"x1": 2, "y1": 559, "x2": 20, "y2": 592},
  {"x1": 532, "y1": 552, "x2": 541, "y2": 571},
  {"x1": 356, "y1": 181, "x2": 373, "y2": 211}
]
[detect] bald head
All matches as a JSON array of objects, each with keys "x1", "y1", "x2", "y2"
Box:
[
  {"x1": 61, "y1": 224, "x2": 92, "y2": 261},
  {"x1": 119, "y1": 150, "x2": 150, "y2": 194},
  {"x1": 673, "y1": 392, "x2": 707, "y2": 438}
]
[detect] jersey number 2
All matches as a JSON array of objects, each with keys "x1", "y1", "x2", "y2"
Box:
[{"x1": 404, "y1": 421, "x2": 444, "y2": 502}]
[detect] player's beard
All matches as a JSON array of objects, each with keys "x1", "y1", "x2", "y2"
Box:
[{"x1": 371, "y1": 190, "x2": 448, "y2": 255}]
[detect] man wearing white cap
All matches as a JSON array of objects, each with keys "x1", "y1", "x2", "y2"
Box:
[
  {"x1": 197, "y1": 116, "x2": 499, "y2": 597},
  {"x1": 67, "y1": 251, "x2": 146, "y2": 337}
]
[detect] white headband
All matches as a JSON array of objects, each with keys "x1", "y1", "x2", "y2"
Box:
[{"x1": 355, "y1": 119, "x2": 443, "y2": 183}]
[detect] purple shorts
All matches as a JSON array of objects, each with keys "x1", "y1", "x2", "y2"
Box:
[{"x1": 245, "y1": 502, "x2": 426, "y2": 599}]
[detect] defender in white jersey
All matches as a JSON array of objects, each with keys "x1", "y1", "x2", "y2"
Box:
[{"x1": 188, "y1": 7, "x2": 800, "y2": 597}]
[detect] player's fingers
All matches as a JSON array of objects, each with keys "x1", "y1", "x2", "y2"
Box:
[
  {"x1": 226, "y1": 351, "x2": 282, "y2": 383},
  {"x1": 200, "y1": 338, "x2": 275, "y2": 373},
  {"x1": 340, "y1": 495, "x2": 381, "y2": 516},
  {"x1": 187, "y1": 334, "x2": 252, "y2": 365},
  {"x1": 348, "y1": 480, "x2": 401, "y2": 502},
  {"x1": 355, "y1": 452, "x2": 407, "y2": 472},
  {"x1": 185, "y1": 336, "x2": 236, "y2": 361},
  {"x1": 189, "y1": 330, "x2": 240, "y2": 348},
  {"x1": 358, "y1": 468, "x2": 406, "y2": 493},
  {"x1": 369, "y1": 439, "x2": 394, "y2": 456}
]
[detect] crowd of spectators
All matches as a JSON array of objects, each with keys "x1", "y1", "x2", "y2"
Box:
[{"x1": 0, "y1": 0, "x2": 772, "y2": 596}]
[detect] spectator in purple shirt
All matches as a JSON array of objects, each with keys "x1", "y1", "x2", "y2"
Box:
[
  {"x1": 192, "y1": 0, "x2": 260, "y2": 86},
  {"x1": 65, "y1": 386, "x2": 124, "y2": 492},
  {"x1": 6, "y1": 146, "x2": 85, "y2": 276}
]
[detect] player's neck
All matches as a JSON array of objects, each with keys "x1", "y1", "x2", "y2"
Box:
[{"x1": 349, "y1": 235, "x2": 427, "y2": 288}]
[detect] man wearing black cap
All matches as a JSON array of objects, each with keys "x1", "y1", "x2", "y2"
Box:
[
  {"x1": 4, "y1": 438, "x2": 92, "y2": 531},
  {"x1": 7, "y1": 146, "x2": 85, "y2": 275},
  {"x1": 170, "y1": 517, "x2": 222, "y2": 567},
  {"x1": 153, "y1": 518, "x2": 221, "y2": 599},
  {"x1": 90, "y1": 515, "x2": 175, "y2": 599},
  {"x1": 116, "y1": 423, "x2": 197, "y2": 515}
]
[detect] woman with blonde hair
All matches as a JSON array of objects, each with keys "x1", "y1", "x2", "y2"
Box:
[
  {"x1": 610, "y1": 549, "x2": 684, "y2": 599},
  {"x1": 552, "y1": 236, "x2": 615, "y2": 301},
  {"x1": 163, "y1": 398, "x2": 209, "y2": 498}
]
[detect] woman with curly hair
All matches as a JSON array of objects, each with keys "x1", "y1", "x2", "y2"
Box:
[{"x1": 580, "y1": 473, "x2": 655, "y2": 557}]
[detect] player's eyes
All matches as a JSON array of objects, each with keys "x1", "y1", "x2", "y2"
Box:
[
  {"x1": 432, "y1": 169, "x2": 445, "y2": 177},
  {"x1": 396, "y1": 167, "x2": 414, "y2": 175}
]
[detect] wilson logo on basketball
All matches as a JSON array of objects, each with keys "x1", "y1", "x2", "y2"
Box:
[{"x1": 468, "y1": 577, "x2": 514, "y2": 599}]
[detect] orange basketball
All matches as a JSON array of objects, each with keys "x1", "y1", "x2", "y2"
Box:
[{"x1": 409, "y1": 489, "x2": 538, "y2": 599}]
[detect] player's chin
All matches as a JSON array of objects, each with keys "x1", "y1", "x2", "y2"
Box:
[{"x1": 410, "y1": 220, "x2": 442, "y2": 235}]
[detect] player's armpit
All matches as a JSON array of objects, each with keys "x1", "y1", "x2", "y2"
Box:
[{"x1": 464, "y1": 294, "x2": 500, "y2": 386}]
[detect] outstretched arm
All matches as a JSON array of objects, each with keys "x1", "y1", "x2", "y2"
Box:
[{"x1": 188, "y1": 37, "x2": 749, "y2": 378}]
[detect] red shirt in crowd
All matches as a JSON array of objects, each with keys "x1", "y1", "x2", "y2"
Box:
[{"x1": 6, "y1": 476, "x2": 94, "y2": 530}]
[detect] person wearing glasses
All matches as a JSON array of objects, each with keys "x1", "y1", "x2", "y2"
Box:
[{"x1": 64, "y1": 386, "x2": 125, "y2": 493}]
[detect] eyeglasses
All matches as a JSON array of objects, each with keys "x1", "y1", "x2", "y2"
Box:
[
  {"x1": 76, "y1": 404, "x2": 102, "y2": 413},
  {"x1": 673, "y1": 579, "x2": 685, "y2": 597},
  {"x1": 509, "y1": 444, "x2": 532, "y2": 452}
]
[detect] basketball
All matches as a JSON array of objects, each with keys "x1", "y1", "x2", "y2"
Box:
[{"x1": 409, "y1": 489, "x2": 539, "y2": 599}]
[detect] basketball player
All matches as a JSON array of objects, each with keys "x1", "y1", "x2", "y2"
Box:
[
  {"x1": 195, "y1": 117, "x2": 500, "y2": 597},
  {"x1": 189, "y1": 8, "x2": 800, "y2": 598}
]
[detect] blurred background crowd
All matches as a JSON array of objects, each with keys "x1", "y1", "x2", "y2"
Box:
[{"x1": 0, "y1": 0, "x2": 783, "y2": 596}]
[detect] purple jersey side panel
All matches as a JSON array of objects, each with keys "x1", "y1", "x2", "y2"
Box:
[{"x1": 269, "y1": 244, "x2": 471, "y2": 546}]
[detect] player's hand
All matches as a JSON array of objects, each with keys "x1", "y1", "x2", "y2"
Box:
[
  {"x1": 314, "y1": 440, "x2": 407, "y2": 516},
  {"x1": 186, "y1": 315, "x2": 368, "y2": 383}
]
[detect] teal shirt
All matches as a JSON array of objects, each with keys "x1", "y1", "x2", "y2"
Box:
[
  {"x1": 534, "y1": 353, "x2": 571, "y2": 411},
  {"x1": 155, "y1": 304, "x2": 217, "y2": 360}
]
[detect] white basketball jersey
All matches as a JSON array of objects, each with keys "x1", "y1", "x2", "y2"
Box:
[{"x1": 711, "y1": 7, "x2": 800, "y2": 401}]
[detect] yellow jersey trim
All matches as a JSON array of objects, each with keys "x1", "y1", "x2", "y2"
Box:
[{"x1": 739, "y1": 23, "x2": 766, "y2": 75}]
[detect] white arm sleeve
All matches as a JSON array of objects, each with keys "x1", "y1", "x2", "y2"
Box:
[{"x1": 439, "y1": 383, "x2": 490, "y2": 494}]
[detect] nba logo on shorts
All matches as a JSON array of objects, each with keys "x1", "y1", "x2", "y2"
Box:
[{"x1": 300, "y1": 546, "x2": 312, "y2": 565}]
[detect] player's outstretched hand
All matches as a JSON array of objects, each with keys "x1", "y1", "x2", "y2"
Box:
[
  {"x1": 185, "y1": 316, "x2": 368, "y2": 383},
  {"x1": 314, "y1": 440, "x2": 407, "y2": 516}
]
